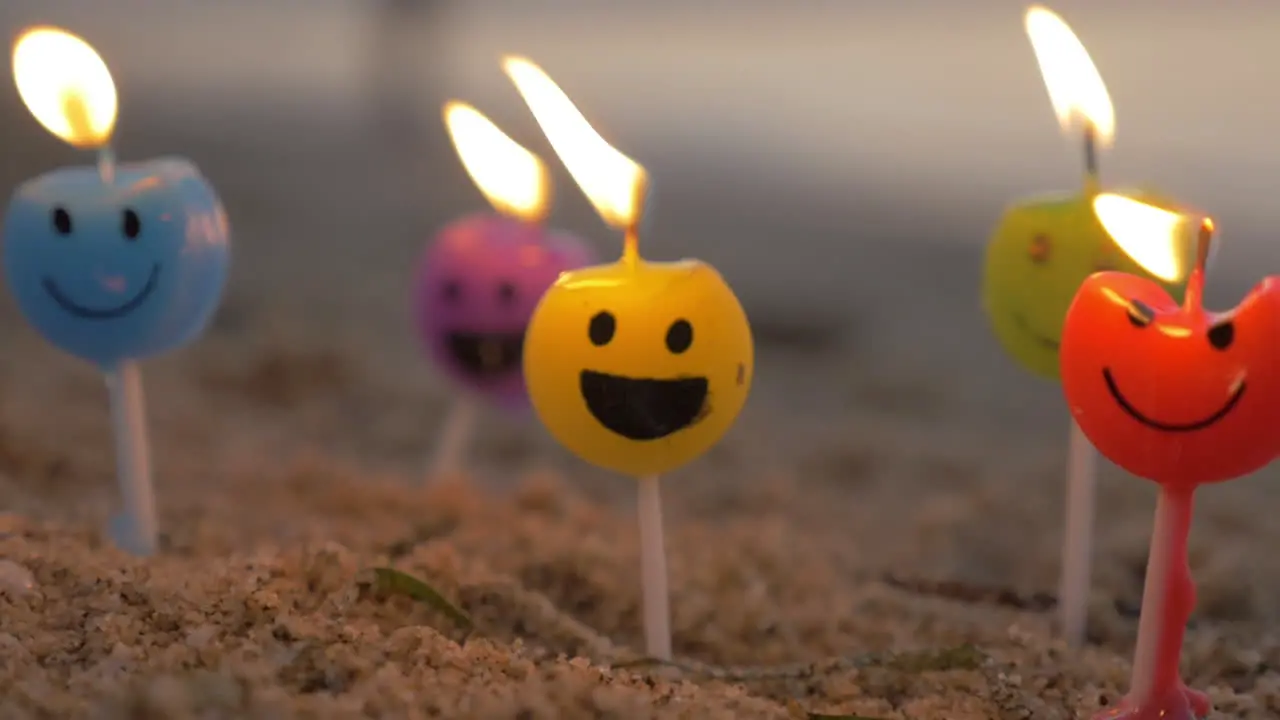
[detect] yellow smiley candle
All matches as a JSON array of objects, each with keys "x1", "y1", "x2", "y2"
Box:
[
  {"x1": 983, "y1": 5, "x2": 1194, "y2": 648},
  {"x1": 506, "y1": 57, "x2": 753, "y2": 661}
]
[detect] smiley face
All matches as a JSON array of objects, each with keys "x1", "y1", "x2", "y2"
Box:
[
  {"x1": 1061, "y1": 271, "x2": 1280, "y2": 487},
  {"x1": 524, "y1": 258, "x2": 753, "y2": 477},
  {"x1": 983, "y1": 190, "x2": 1183, "y2": 379},
  {"x1": 2, "y1": 158, "x2": 230, "y2": 368},
  {"x1": 413, "y1": 213, "x2": 594, "y2": 408}
]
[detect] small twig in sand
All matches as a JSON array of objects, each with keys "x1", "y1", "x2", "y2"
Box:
[
  {"x1": 360, "y1": 567, "x2": 987, "y2": 719},
  {"x1": 370, "y1": 567, "x2": 474, "y2": 638},
  {"x1": 383, "y1": 518, "x2": 460, "y2": 560},
  {"x1": 370, "y1": 567, "x2": 984, "y2": 682},
  {"x1": 881, "y1": 573, "x2": 1057, "y2": 612},
  {"x1": 609, "y1": 643, "x2": 985, "y2": 682},
  {"x1": 466, "y1": 576, "x2": 620, "y2": 661},
  {"x1": 363, "y1": 566, "x2": 985, "y2": 683}
]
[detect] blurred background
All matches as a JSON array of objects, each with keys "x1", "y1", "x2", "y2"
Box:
[{"x1": 0, "y1": 1, "x2": 1278, "y2": 500}]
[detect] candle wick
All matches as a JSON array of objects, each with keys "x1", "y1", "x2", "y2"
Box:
[
  {"x1": 59, "y1": 91, "x2": 115, "y2": 184},
  {"x1": 620, "y1": 175, "x2": 650, "y2": 269},
  {"x1": 1195, "y1": 220, "x2": 1213, "y2": 275},
  {"x1": 97, "y1": 146, "x2": 116, "y2": 185},
  {"x1": 1184, "y1": 220, "x2": 1214, "y2": 312},
  {"x1": 622, "y1": 224, "x2": 640, "y2": 268},
  {"x1": 1082, "y1": 123, "x2": 1099, "y2": 186},
  {"x1": 530, "y1": 163, "x2": 553, "y2": 229}
]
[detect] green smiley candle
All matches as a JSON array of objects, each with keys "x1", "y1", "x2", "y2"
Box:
[
  {"x1": 983, "y1": 5, "x2": 1191, "y2": 649},
  {"x1": 986, "y1": 188, "x2": 1183, "y2": 379}
]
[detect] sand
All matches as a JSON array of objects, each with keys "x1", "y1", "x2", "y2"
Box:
[
  {"x1": 3, "y1": 321, "x2": 1280, "y2": 720},
  {"x1": 2, "y1": 55, "x2": 1280, "y2": 720}
]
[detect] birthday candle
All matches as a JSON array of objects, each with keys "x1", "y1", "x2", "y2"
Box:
[
  {"x1": 2, "y1": 28, "x2": 230, "y2": 556},
  {"x1": 506, "y1": 57, "x2": 754, "y2": 661},
  {"x1": 1062, "y1": 196, "x2": 1280, "y2": 720},
  {"x1": 413, "y1": 102, "x2": 594, "y2": 480},
  {"x1": 982, "y1": 5, "x2": 1193, "y2": 647}
]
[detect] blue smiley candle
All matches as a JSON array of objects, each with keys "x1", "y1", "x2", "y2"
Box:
[{"x1": 3, "y1": 27, "x2": 230, "y2": 556}]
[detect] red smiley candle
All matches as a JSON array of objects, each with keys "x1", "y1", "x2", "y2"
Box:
[{"x1": 1061, "y1": 194, "x2": 1280, "y2": 720}]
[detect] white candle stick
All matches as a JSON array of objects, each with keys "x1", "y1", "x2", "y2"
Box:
[
  {"x1": 637, "y1": 474, "x2": 672, "y2": 660},
  {"x1": 1059, "y1": 418, "x2": 1097, "y2": 646},
  {"x1": 105, "y1": 360, "x2": 157, "y2": 556},
  {"x1": 428, "y1": 395, "x2": 479, "y2": 481}
]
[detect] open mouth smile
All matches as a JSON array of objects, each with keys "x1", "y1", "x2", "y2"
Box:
[
  {"x1": 1103, "y1": 368, "x2": 1245, "y2": 432},
  {"x1": 43, "y1": 264, "x2": 161, "y2": 320},
  {"x1": 1013, "y1": 313, "x2": 1059, "y2": 351},
  {"x1": 447, "y1": 331, "x2": 524, "y2": 379},
  {"x1": 580, "y1": 370, "x2": 709, "y2": 441}
]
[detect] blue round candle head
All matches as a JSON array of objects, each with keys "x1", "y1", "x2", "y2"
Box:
[{"x1": 2, "y1": 157, "x2": 230, "y2": 367}]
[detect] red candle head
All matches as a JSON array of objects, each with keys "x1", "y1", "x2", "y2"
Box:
[{"x1": 1062, "y1": 268, "x2": 1280, "y2": 487}]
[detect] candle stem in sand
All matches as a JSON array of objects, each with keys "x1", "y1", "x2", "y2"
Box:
[
  {"x1": 1057, "y1": 124, "x2": 1103, "y2": 647},
  {"x1": 1128, "y1": 485, "x2": 1194, "y2": 702},
  {"x1": 1059, "y1": 418, "x2": 1097, "y2": 645},
  {"x1": 637, "y1": 474, "x2": 672, "y2": 660},
  {"x1": 429, "y1": 395, "x2": 479, "y2": 480},
  {"x1": 105, "y1": 360, "x2": 158, "y2": 556}
]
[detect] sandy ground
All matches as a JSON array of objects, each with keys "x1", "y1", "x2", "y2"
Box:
[{"x1": 1, "y1": 64, "x2": 1280, "y2": 719}]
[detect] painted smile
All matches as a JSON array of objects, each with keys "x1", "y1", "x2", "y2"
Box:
[
  {"x1": 1103, "y1": 368, "x2": 1245, "y2": 432},
  {"x1": 42, "y1": 264, "x2": 161, "y2": 320},
  {"x1": 447, "y1": 331, "x2": 524, "y2": 378},
  {"x1": 580, "y1": 370, "x2": 709, "y2": 441},
  {"x1": 1013, "y1": 313, "x2": 1059, "y2": 351}
]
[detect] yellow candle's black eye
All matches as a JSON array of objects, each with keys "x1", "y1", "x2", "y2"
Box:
[{"x1": 1029, "y1": 233, "x2": 1052, "y2": 264}]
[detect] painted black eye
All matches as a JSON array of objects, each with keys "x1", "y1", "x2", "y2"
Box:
[
  {"x1": 122, "y1": 208, "x2": 142, "y2": 240},
  {"x1": 665, "y1": 319, "x2": 693, "y2": 354},
  {"x1": 441, "y1": 280, "x2": 462, "y2": 303},
  {"x1": 51, "y1": 207, "x2": 72, "y2": 235},
  {"x1": 588, "y1": 311, "x2": 616, "y2": 346},
  {"x1": 1208, "y1": 321, "x2": 1234, "y2": 351},
  {"x1": 497, "y1": 281, "x2": 517, "y2": 305},
  {"x1": 1029, "y1": 233, "x2": 1051, "y2": 264},
  {"x1": 1127, "y1": 299, "x2": 1154, "y2": 328}
]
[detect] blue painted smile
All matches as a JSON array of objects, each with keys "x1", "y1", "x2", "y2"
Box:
[{"x1": 42, "y1": 264, "x2": 162, "y2": 320}]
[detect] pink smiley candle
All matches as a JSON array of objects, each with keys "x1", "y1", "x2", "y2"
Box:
[
  {"x1": 1063, "y1": 197, "x2": 1280, "y2": 720},
  {"x1": 413, "y1": 102, "x2": 594, "y2": 479}
]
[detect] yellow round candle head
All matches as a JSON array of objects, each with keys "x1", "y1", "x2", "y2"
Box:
[
  {"x1": 983, "y1": 190, "x2": 1184, "y2": 379},
  {"x1": 524, "y1": 258, "x2": 753, "y2": 477}
]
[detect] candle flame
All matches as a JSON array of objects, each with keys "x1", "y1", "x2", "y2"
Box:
[
  {"x1": 1025, "y1": 6, "x2": 1115, "y2": 145},
  {"x1": 12, "y1": 26, "x2": 118, "y2": 148},
  {"x1": 444, "y1": 101, "x2": 551, "y2": 223},
  {"x1": 503, "y1": 56, "x2": 647, "y2": 230},
  {"x1": 1093, "y1": 194, "x2": 1193, "y2": 283}
]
